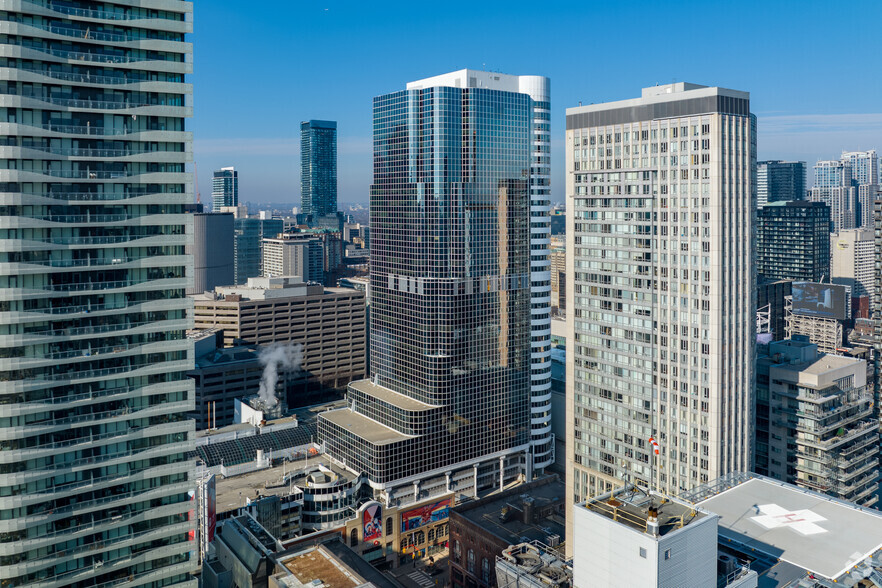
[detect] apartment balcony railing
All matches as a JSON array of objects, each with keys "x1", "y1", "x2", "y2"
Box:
[
  {"x1": 23, "y1": 0, "x2": 149, "y2": 21},
  {"x1": 13, "y1": 191, "x2": 173, "y2": 201},
  {"x1": 0, "y1": 384, "x2": 139, "y2": 408},
  {"x1": 9, "y1": 122, "x2": 143, "y2": 136},
  {"x1": 11, "y1": 318, "x2": 163, "y2": 338},
  {"x1": 0, "y1": 522, "x2": 191, "y2": 587},
  {"x1": 20, "y1": 45, "x2": 139, "y2": 64},
  {"x1": 14, "y1": 67, "x2": 148, "y2": 86},
  {"x1": 10, "y1": 20, "x2": 135, "y2": 42},
  {"x1": 22, "y1": 234, "x2": 180, "y2": 246},
  {"x1": 2, "y1": 91, "x2": 181, "y2": 110},
  {"x1": 0, "y1": 358, "x2": 191, "y2": 391},
  {"x1": 16, "y1": 146, "x2": 156, "y2": 158},
  {"x1": 14, "y1": 213, "x2": 131, "y2": 223}
]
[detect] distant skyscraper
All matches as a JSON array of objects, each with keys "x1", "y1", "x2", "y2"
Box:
[
  {"x1": 262, "y1": 234, "x2": 324, "y2": 282},
  {"x1": 319, "y1": 69, "x2": 549, "y2": 500},
  {"x1": 566, "y1": 83, "x2": 756, "y2": 551},
  {"x1": 811, "y1": 160, "x2": 855, "y2": 232},
  {"x1": 212, "y1": 166, "x2": 239, "y2": 212},
  {"x1": 841, "y1": 151, "x2": 879, "y2": 229},
  {"x1": 756, "y1": 160, "x2": 806, "y2": 207},
  {"x1": 756, "y1": 201, "x2": 830, "y2": 282},
  {"x1": 300, "y1": 120, "x2": 338, "y2": 220},
  {"x1": 841, "y1": 150, "x2": 879, "y2": 186},
  {"x1": 233, "y1": 217, "x2": 284, "y2": 284},
  {"x1": 0, "y1": 2, "x2": 198, "y2": 586},
  {"x1": 189, "y1": 212, "x2": 235, "y2": 294}
]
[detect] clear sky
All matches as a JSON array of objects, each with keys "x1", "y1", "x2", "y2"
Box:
[{"x1": 191, "y1": 0, "x2": 882, "y2": 206}]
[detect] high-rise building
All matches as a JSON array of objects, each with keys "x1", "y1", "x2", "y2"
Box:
[
  {"x1": 842, "y1": 151, "x2": 879, "y2": 229},
  {"x1": 756, "y1": 160, "x2": 806, "y2": 207},
  {"x1": 319, "y1": 69, "x2": 549, "y2": 502},
  {"x1": 831, "y1": 228, "x2": 875, "y2": 318},
  {"x1": 188, "y1": 212, "x2": 234, "y2": 294},
  {"x1": 756, "y1": 201, "x2": 830, "y2": 282},
  {"x1": 262, "y1": 234, "x2": 324, "y2": 282},
  {"x1": 233, "y1": 216, "x2": 283, "y2": 284},
  {"x1": 212, "y1": 166, "x2": 238, "y2": 212},
  {"x1": 810, "y1": 160, "x2": 855, "y2": 232},
  {"x1": 755, "y1": 338, "x2": 878, "y2": 506},
  {"x1": 300, "y1": 120, "x2": 337, "y2": 221},
  {"x1": 565, "y1": 83, "x2": 756, "y2": 550},
  {"x1": 0, "y1": 2, "x2": 198, "y2": 587},
  {"x1": 841, "y1": 150, "x2": 878, "y2": 186}
]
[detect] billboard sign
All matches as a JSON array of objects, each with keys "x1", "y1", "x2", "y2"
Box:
[
  {"x1": 792, "y1": 282, "x2": 848, "y2": 320},
  {"x1": 401, "y1": 499, "x2": 450, "y2": 533},
  {"x1": 363, "y1": 503, "x2": 382, "y2": 542},
  {"x1": 206, "y1": 474, "x2": 217, "y2": 544}
]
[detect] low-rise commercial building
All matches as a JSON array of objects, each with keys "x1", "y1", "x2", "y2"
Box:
[{"x1": 449, "y1": 476, "x2": 565, "y2": 588}]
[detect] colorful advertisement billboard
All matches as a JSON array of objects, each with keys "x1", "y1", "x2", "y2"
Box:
[
  {"x1": 206, "y1": 474, "x2": 217, "y2": 544},
  {"x1": 363, "y1": 503, "x2": 382, "y2": 542},
  {"x1": 401, "y1": 499, "x2": 450, "y2": 533}
]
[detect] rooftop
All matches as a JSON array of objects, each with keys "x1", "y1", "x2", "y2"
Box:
[
  {"x1": 275, "y1": 539, "x2": 401, "y2": 588},
  {"x1": 319, "y1": 408, "x2": 414, "y2": 445},
  {"x1": 454, "y1": 476, "x2": 565, "y2": 547},
  {"x1": 213, "y1": 455, "x2": 357, "y2": 515},
  {"x1": 694, "y1": 475, "x2": 882, "y2": 581},
  {"x1": 581, "y1": 486, "x2": 708, "y2": 538},
  {"x1": 349, "y1": 379, "x2": 439, "y2": 411}
]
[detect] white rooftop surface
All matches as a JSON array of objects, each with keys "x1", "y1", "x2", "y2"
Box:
[{"x1": 697, "y1": 477, "x2": 882, "y2": 580}]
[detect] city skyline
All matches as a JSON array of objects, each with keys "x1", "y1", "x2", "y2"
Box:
[{"x1": 192, "y1": 1, "x2": 882, "y2": 204}]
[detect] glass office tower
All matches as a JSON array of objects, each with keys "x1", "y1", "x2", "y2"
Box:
[
  {"x1": 211, "y1": 166, "x2": 237, "y2": 212},
  {"x1": 300, "y1": 120, "x2": 337, "y2": 221},
  {"x1": 320, "y1": 70, "x2": 546, "y2": 494},
  {"x1": 0, "y1": 2, "x2": 197, "y2": 587},
  {"x1": 756, "y1": 160, "x2": 806, "y2": 207}
]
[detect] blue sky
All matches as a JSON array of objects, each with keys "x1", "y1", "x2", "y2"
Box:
[{"x1": 191, "y1": 0, "x2": 882, "y2": 205}]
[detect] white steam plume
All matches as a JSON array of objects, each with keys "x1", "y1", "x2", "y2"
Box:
[{"x1": 257, "y1": 342, "x2": 303, "y2": 409}]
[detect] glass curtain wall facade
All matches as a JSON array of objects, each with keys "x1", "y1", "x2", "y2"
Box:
[
  {"x1": 232, "y1": 217, "x2": 283, "y2": 284},
  {"x1": 756, "y1": 160, "x2": 806, "y2": 208},
  {"x1": 565, "y1": 84, "x2": 756, "y2": 554},
  {"x1": 319, "y1": 72, "x2": 538, "y2": 485},
  {"x1": 300, "y1": 120, "x2": 337, "y2": 220},
  {"x1": 0, "y1": 2, "x2": 197, "y2": 587},
  {"x1": 210, "y1": 166, "x2": 236, "y2": 212}
]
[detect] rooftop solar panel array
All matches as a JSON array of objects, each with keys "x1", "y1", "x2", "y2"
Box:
[{"x1": 192, "y1": 423, "x2": 317, "y2": 467}]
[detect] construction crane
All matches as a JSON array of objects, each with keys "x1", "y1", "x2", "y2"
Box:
[{"x1": 194, "y1": 162, "x2": 201, "y2": 206}]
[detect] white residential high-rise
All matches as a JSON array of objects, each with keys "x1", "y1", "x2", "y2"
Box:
[
  {"x1": 565, "y1": 83, "x2": 756, "y2": 552},
  {"x1": 810, "y1": 160, "x2": 856, "y2": 232},
  {"x1": 831, "y1": 228, "x2": 875, "y2": 315},
  {"x1": 0, "y1": 2, "x2": 197, "y2": 587}
]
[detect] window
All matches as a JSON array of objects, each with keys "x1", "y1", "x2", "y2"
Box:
[
  {"x1": 639, "y1": 547, "x2": 647, "y2": 558},
  {"x1": 482, "y1": 558, "x2": 490, "y2": 583},
  {"x1": 350, "y1": 528, "x2": 359, "y2": 547},
  {"x1": 664, "y1": 549, "x2": 673, "y2": 560},
  {"x1": 386, "y1": 517, "x2": 393, "y2": 536},
  {"x1": 468, "y1": 549, "x2": 476, "y2": 573}
]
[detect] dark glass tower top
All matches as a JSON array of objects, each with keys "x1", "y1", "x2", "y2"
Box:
[{"x1": 300, "y1": 119, "x2": 338, "y2": 219}]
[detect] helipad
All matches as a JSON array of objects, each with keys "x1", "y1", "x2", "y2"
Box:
[{"x1": 696, "y1": 477, "x2": 882, "y2": 580}]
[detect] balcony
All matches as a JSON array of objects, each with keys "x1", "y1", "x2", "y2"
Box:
[
  {"x1": 0, "y1": 358, "x2": 192, "y2": 392},
  {"x1": 1, "y1": 91, "x2": 184, "y2": 111},
  {"x1": 22, "y1": 0, "x2": 150, "y2": 21},
  {"x1": 17, "y1": 146, "x2": 161, "y2": 158},
  {"x1": 13, "y1": 190, "x2": 178, "y2": 202},
  {"x1": 10, "y1": 20, "x2": 135, "y2": 42}
]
